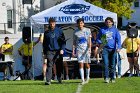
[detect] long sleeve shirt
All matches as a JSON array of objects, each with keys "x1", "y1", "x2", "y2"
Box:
[
  {"x1": 97, "y1": 26, "x2": 121, "y2": 49},
  {"x1": 43, "y1": 27, "x2": 65, "y2": 54}
]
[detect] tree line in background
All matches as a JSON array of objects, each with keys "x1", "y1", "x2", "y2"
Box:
[{"x1": 86, "y1": 0, "x2": 135, "y2": 19}]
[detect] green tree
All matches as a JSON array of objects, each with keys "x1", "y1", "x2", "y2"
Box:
[{"x1": 86, "y1": 0, "x2": 135, "y2": 19}]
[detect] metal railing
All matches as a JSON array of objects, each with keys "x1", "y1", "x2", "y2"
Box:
[{"x1": 0, "y1": 22, "x2": 31, "y2": 34}]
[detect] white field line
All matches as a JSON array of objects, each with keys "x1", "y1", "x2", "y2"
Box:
[{"x1": 76, "y1": 84, "x2": 83, "y2": 93}]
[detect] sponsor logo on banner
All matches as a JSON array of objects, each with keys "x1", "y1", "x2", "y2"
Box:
[
  {"x1": 59, "y1": 4, "x2": 90, "y2": 14},
  {"x1": 44, "y1": 4, "x2": 104, "y2": 23}
]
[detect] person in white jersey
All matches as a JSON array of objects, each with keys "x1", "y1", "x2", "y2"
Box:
[{"x1": 72, "y1": 18, "x2": 92, "y2": 85}]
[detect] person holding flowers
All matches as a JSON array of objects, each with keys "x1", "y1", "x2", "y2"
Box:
[{"x1": 97, "y1": 17, "x2": 121, "y2": 83}]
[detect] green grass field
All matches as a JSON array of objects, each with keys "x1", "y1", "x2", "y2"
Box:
[{"x1": 0, "y1": 77, "x2": 140, "y2": 93}]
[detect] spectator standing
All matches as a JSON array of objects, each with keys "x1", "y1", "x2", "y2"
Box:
[
  {"x1": 18, "y1": 35, "x2": 41, "y2": 79},
  {"x1": 122, "y1": 37, "x2": 140, "y2": 77}
]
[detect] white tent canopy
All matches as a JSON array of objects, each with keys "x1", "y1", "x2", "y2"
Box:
[
  {"x1": 29, "y1": 0, "x2": 119, "y2": 78},
  {"x1": 30, "y1": 0, "x2": 117, "y2": 25}
]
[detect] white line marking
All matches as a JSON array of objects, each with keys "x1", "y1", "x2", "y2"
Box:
[{"x1": 76, "y1": 84, "x2": 83, "y2": 93}]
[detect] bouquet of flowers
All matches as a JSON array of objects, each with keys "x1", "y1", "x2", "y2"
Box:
[
  {"x1": 97, "y1": 34, "x2": 107, "y2": 54},
  {"x1": 101, "y1": 34, "x2": 107, "y2": 46}
]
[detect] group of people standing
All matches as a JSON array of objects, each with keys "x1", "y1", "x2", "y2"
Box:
[
  {"x1": 42, "y1": 17, "x2": 123, "y2": 85},
  {"x1": 72, "y1": 17, "x2": 122, "y2": 84},
  {"x1": 0, "y1": 17, "x2": 139, "y2": 85}
]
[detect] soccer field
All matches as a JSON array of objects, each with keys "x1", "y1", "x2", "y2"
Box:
[{"x1": 0, "y1": 77, "x2": 140, "y2": 93}]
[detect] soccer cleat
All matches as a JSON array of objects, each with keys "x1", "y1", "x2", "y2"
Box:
[
  {"x1": 105, "y1": 79, "x2": 109, "y2": 83},
  {"x1": 117, "y1": 75, "x2": 121, "y2": 78},
  {"x1": 45, "y1": 82, "x2": 51, "y2": 85},
  {"x1": 80, "y1": 81, "x2": 86, "y2": 85},
  {"x1": 111, "y1": 79, "x2": 116, "y2": 83},
  {"x1": 113, "y1": 75, "x2": 116, "y2": 79},
  {"x1": 85, "y1": 79, "x2": 89, "y2": 84}
]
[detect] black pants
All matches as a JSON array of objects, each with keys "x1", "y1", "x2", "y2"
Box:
[
  {"x1": 0, "y1": 53, "x2": 5, "y2": 61},
  {"x1": 22, "y1": 56, "x2": 32, "y2": 79},
  {"x1": 22, "y1": 56, "x2": 32, "y2": 66},
  {"x1": 127, "y1": 52, "x2": 139, "y2": 58},
  {"x1": 46, "y1": 51, "x2": 63, "y2": 82}
]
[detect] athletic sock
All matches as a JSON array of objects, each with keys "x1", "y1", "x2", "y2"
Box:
[
  {"x1": 86, "y1": 68, "x2": 90, "y2": 79},
  {"x1": 79, "y1": 68, "x2": 84, "y2": 82}
]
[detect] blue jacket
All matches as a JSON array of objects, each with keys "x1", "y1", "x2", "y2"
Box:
[
  {"x1": 97, "y1": 26, "x2": 121, "y2": 49},
  {"x1": 43, "y1": 27, "x2": 65, "y2": 54}
]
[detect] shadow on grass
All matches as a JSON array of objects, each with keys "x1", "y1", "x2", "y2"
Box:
[
  {"x1": 0, "y1": 82, "x2": 43, "y2": 86},
  {"x1": 0, "y1": 80, "x2": 81, "y2": 86}
]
